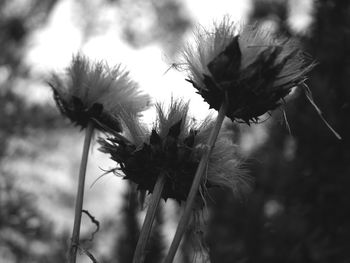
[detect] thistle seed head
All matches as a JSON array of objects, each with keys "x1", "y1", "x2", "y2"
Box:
[
  {"x1": 48, "y1": 54, "x2": 151, "y2": 132},
  {"x1": 99, "y1": 99, "x2": 252, "y2": 205},
  {"x1": 182, "y1": 18, "x2": 315, "y2": 124}
]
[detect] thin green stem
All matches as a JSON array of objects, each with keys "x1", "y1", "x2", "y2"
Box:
[
  {"x1": 68, "y1": 121, "x2": 94, "y2": 263},
  {"x1": 164, "y1": 102, "x2": 227, "y2": 263},
  {"x1": 132, "y1": 174, "x2": 166, "y2": 263}
]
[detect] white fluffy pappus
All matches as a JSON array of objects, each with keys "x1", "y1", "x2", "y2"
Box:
[
  {"x1": 180, "y1": 17, "x2": 315, "y2": 124},
  {"x1": 181, "y1": 17, "x2": 238, "y2": 89},
  {"x1": 238, "y1": 24, "x2": 314, "y2": 89},
  {"x1": 182, "y1": 18, "x2": 312, "y2": 89},
  {"x1": 194, "y1": 121, "x2": 253, "y2": 200},
  {"x1": 49, "y1": 54, "x2": 151, "y2": 132}
]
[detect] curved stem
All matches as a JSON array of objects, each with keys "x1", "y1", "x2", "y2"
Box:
[
  {"x1": 68, "y1": 121, "x2": 94, "y2": 263},
  {"x1": 133, "y1": 174, "x2": 166, "y2": 263},
  {"x1": 164, "y1": 102, "x2": 227, "y2": 263}
]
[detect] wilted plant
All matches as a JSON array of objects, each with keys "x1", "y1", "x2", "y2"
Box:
[
  {"x1": 164, "y1": 17, "x2": 316, "y2": 263},
  {"x1": 99, "y1": 98, "x2": 251, "y2": 263},
  {"x1": 47, "y1": 15, "x2": 328, "y2": 263},
  {"x1": 48, "y1": 54, "x2": 150, "y2": 263}
]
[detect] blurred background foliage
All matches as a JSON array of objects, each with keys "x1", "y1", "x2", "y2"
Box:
[
  {"x1": 0, "y1": 0, "x2": 349, "y2": 262},
  {"x1": 207, "y1": 1, "x2": 350, "y2": 263}
]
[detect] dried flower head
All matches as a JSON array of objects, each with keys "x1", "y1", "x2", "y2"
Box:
[
  {"x1": 48, "y1": 54, "x2": 151, "y2": 132},
  {"x1": 182, "y1": 18, "x2": 314, "y2": 124},
  {"x1": 99, "y1": 99, "x2": 251, "y2": 203}
]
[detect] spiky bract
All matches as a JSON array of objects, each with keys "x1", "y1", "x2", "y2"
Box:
[
  {"x1": 49, "y1": 54, "x2": 150, "y2": 132},
  {"x1": 182, "y1": 18, "x2": 314, "y2": 124},
  {"x1": 99, "y1": 99, "x2": 251, "y2": 203}
]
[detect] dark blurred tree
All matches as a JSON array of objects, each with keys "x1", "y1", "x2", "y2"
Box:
[
  {"x1": 112, "y1": 185, "x2": 140, "y2": 263},
  {"x1": 207, "y1": 0, "x2": 350, "y2": 262},
  {"x1": 0, "y1": 0, "x2": 58, "y2": 73},
  {"x1": 0, "y1": 0, "x2": 72, "y2": 262},
  {"x1": 107, "y1": 183, "x2": 164, "y2": 263},
  {"x1": 144, "y1": 202, "x2": 165, "y2": 263},
  {"x1": 250, "y1": 0, "x2": 290, "y2": 35},
  {"x1": 112, "y1": 0, "x2": 191, "y2": 56},
  {"x1": 0, "y1": 0, "x2": 63, "y2": 139},
  {"x1": 0, "y1": 172, "x2": 70, "y2": 263},
  {"x1": 71, "y1": 0, "x2": 191, "y2": 56}
]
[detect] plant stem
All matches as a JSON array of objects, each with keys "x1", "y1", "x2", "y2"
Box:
[
  {"x1": 68, "y1": 121, "x2": 94, "y2": 263},
  {"x1": 164, "y1": 102, "x2": 227, "y2": 263},
  {"x1": 132, "y1": 174, "x2": 166, "y2": 263}
]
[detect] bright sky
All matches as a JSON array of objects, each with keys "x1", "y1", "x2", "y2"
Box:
[
  {"x1": 26, "y1": 0, "x2": 251, "y2": 124},
  {"x1": 25, "y1": 0, "x2": 313, "y2": 119}
]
